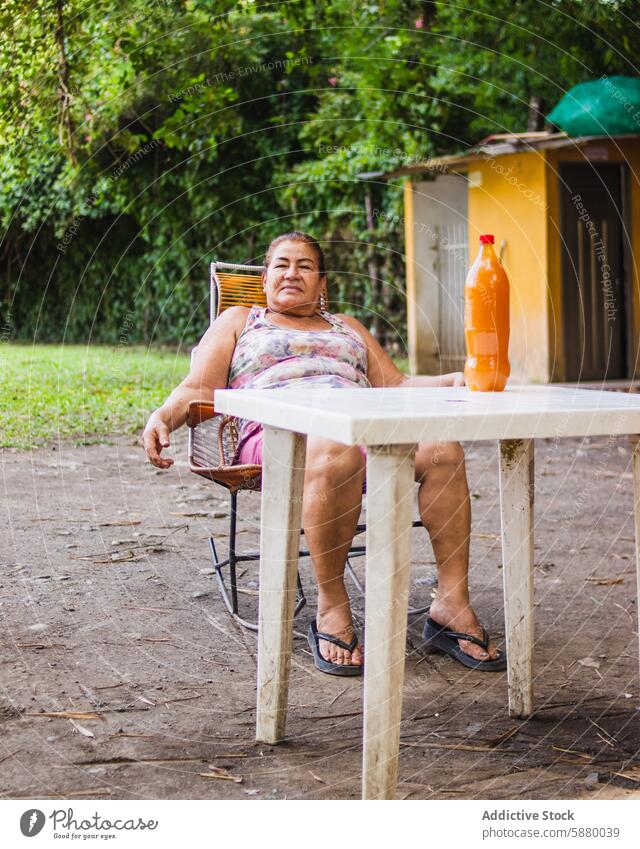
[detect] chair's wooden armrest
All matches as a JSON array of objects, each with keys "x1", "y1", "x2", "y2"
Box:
[{"x1": 186, "y1": 400, "x2": 217, "y2": 427}]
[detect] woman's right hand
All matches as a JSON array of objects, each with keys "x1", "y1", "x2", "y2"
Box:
[
  {"x1": 140, "y1": 306, "x2": 247, "y2": 471},
  {"x1": 142, "y1": 412, "x2": 174, "y2": 469}
]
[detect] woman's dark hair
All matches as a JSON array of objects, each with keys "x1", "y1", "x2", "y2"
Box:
[{"x1": 264, "y1": 231, "x2": 326, "y2": 275}]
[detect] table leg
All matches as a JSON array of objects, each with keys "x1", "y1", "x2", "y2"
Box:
[
  {"x1": 256, "y1": 426, "x2": 307, "y2": 744},
  {"x1": 631, "y1": 436, "x2": 640, "y2": 690},
  {"x1": 498, "y1": 438, "x2": 535, "y2": 718},
  {"x1": 362, "y1": 443, "x2": 416, "y2": 800}
]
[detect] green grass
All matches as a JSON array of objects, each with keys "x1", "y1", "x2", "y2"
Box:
[
  {"x1": 0, "y1": 344, "x2": 191, "y2": 449},
  {"x1": 393, "y1": 356, "x2": 409, "y2": 374},
  {"x1": 0, "y1": 344, "x2": 412, "y2": 450}
]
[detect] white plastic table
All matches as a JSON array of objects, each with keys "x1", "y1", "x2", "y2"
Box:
[{"x1": 215, "y1": 384, "x2": 640, "y2": 800}]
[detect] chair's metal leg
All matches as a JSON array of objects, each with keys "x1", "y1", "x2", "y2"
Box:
[
  {"x1": 209, "y1": 536, "x2": 219, "y2": 566},
  {"x1": 294, "y1": 572, "x2": 307, "y2": 616},
  {"x1": 407, "y1": 518, "x2": 434, "y2": 616},
  {"x1": 229, "y1": 491, "x2": 239, "y2": 615},
  {"x1": 345, "y1": 558, "x2": 365, "y2": 593},
  {"x1": 209, "y1": 537, "x2": 233, "y2": 617},
  {"x1": 209, "y1": 489, "x2": 290, "y2": 632},
  {"x1": 207, "y1": 495, "x2": 431, "y2": 629},
  {"x1": 345, "y1": 520, "x2": 429, "y2": 615}
]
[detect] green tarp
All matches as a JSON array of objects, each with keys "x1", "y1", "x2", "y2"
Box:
[{"x1": 547, "y1": 77, "x2": 640, "y2": 136}]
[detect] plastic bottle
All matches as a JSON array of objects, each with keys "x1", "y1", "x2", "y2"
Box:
[{"x1": 463, "y1": 234, "x2": 510, "y2": 392}]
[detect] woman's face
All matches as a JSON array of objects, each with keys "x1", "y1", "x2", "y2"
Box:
[{"x1": 262, "y1": 240, "x2": 326, "y2": 316}]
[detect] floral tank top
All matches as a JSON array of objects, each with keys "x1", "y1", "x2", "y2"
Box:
[{"x1": 228, "y1": 306, "x2": 369, "y2": 447}]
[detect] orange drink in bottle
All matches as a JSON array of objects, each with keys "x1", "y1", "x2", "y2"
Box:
[{"x1": 463, "y1": 234, "x2": 510, "y2": 392}]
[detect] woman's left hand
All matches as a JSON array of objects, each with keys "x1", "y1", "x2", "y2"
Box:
[{"x1": 442, "y1": 371, "x2": 465, "y2": 387}]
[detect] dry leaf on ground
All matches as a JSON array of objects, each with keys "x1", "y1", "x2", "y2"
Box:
[
  {"x1": 578, "y1": 657, "x2": 601, "y2": 669},
  {"x1": 69, "y1": 719, "x2": 95, "y2": 738}
]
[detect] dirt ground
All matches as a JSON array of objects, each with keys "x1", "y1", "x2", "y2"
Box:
[{"x1": 1, "y1": 429, "x2": 639, "y2": 801}]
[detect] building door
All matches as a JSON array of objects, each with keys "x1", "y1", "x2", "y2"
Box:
[
  {"x1": 560, "y1": 163, "x2": 627, "y2": 381},
  {"x1": 408, "y1": 175, "x2": 468, "y2": 374},
  {"x1": 436, "y1": 219, "x2": 468, "y2": 372}
]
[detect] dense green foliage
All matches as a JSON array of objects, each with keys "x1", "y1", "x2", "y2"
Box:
[
  {"x1": 0, "y1": 344, "x2": 190, "y2": 447},
  {"x1": 1, "y1": 0, "x2": 638, "y2": 348}
]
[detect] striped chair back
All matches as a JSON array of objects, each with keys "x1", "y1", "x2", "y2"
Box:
[{"x1": 210, "y1": 262, "x2": 265, "y2": 324}]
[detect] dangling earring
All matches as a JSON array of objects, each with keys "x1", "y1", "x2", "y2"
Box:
[{"x1": 319, "y1": 289, "x2": 327, "y2": 311}]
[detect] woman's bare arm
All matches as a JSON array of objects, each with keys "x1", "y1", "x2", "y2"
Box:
[
  {"x1": 142, "y1": 306, "x2": 249, "y2": 468},
  {"x1": 339, "y1": 315, "x2": 464, "y2": 388}
]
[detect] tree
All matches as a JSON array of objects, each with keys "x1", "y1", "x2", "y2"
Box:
[{"x1": 1, "y1": 0, "x2": 638, "y2": 347}]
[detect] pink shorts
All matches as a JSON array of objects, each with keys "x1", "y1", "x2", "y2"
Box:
[
  {"x1": 237, "y1": 425, "x2": 366, "y2": 466},
  {"x1": 237, "y1": 425, "x2": 264, "y2": 466}
]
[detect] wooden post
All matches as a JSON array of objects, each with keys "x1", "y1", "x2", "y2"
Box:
[
  {"x1": 362, "y1": 443, "x2": 416, "y2": 799},
  {"x1": 256, "y1": 427, "x2": 307, "y2": 743},
  {"x1": 364, "y1": 186, "x2": 382, "y2": 342},
  {"x1": 499, "y1": 438, "x2": 535, "y2": 718},
  {"x1": 527, "y1": 96, "x2": 545, "y2": 132}
]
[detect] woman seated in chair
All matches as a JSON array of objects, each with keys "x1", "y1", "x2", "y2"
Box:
[{"x1": 143, "y1": 231, "x2": 505, "y2": 676}]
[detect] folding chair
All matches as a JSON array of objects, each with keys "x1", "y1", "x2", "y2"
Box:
[{"x1": 187, "y1": 260, "x2": 428, "y2": 631}]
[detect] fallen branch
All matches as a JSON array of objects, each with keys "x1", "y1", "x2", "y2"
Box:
[
  {"x1": 585, "y1": 576, "x2": 624, "y2": 586},
  {"x1": 108, "y1": 733, "x2": 156, "y2": 740},
  {"x1": 69, "y1": 525, "x2": 188, "y2": 562},
  {"x1": 400, "y1": 741, "x2": 510, "y2": 753},
  {"x1": 72, "y1": 756, "x2": 212, "y2": 767},
  {"x1": 26, "y1": 711, "x2": 104, "y2": 721},
  {"x1": 159, "y1": 694, "x2": 203, "y2": 706},
  {"x1": 327, "y1": 687, "x2": 348, "y2": 708},
  {"x1": 198, "y1": 768, "x2": 243, "y2": 783},
  {"x1": 551, "y1": 745, "x2": 592, "y2": 760}
]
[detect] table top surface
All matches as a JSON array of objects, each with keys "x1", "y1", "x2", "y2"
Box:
[{"x1": 214, "y1": 384, "x2": 640, "y2": 444}]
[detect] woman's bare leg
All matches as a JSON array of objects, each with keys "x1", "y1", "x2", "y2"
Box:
[
  {"x1": 415, "y1": 442, "x2": 500, "y2": 662},
  {"x1": 302, "y1": 437, "x2": 498, "y2": 666},
  {"x1": 302, "y1": 436, "x2": 365, "y2": 667}
]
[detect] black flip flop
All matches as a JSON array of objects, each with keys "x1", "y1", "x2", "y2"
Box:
[
  {"x1": 422, "y1": 615, "x2": 507, "y2": 671},
  {"x1": 307, "y1": 620, "x2": 363, "y2": 677}
]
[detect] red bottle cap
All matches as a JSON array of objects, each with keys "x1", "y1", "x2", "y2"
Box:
[{"x1": 479, "y1": 234, "x2": 494, "y2": 244}]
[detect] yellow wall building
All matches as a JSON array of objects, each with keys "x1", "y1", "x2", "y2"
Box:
[{"x1": 400, "y1": 132, "x2": 640, "y2": 383}]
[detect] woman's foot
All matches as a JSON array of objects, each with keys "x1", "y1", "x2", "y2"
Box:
[
  {"x1": 316, "y1": 590, "x2": 363, "y2": 667},
  {"x1": 428, "y1": 595, "x2": 501, "y2": 662}
]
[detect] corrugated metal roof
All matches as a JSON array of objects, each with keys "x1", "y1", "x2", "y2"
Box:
[{"x1": 370, "y1": 131, "x2": 640, "y2": 179}]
